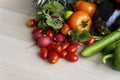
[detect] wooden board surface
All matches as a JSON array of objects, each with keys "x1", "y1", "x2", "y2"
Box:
[{"x1": 0, "y1": 0, "x2": 120, "y2": 80}]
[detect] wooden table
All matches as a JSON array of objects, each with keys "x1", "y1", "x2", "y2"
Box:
[{"x1": 0, "y1": 0, "x2": 120, "y2": 80}]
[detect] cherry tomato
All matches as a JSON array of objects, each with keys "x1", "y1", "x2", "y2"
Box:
[
  {"x1": 33, "y1": 31, "x2": 43, "y2": 41},
  {"x1": 74, "y1": 1, "x2": 97, "y2": 17},
  {"x1": 61, "y1": 41, "x2": 70, "y2": 50},
  {"x1": 55, "y1": 45, "x2": 62, "y2": 53},
  {"x1": 40, "y1": 48, "x2": 48, "y2": 60},
  {"x1": 85, "y1": 36, "x2": 96, "y2": 45},
  {"x1": 48, "y1": 42, "x2": 62, "y2": 53},
  {"x1": 48, "y1": 52, "x2": 59, "y2": 64},
  {"x1": 66, "y1": 53, "x2": 79, "y2": 62},
  {"x1": 67, "y1": 11, "x2": 92, "y2": 32},
  {"x1": 32, "y1": 27, "x2": 43, "y2": 34},
  {"x1": 60, "y1": 23, "x2": 70, "y2": 35},
  {"x1": 67, "y1": 45, "x2": 78, "y2": 54},
  {"x1": 46, "y1": 30, "x2": 54, "y2": 39},
  {"x1": 58, "y1": 50, "x2": 68, "y2": 58},
  {"x1": 48, "y1": 42, "x2": 57, "y2": 51},
  {"x1": 27, "y1": 19, "x2": 37, "y2": 27}
]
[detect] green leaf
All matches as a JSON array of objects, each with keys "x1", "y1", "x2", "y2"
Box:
[
  {"x1": 34, "y1": 0, "x2": 65, "y2": 31},
  {"x1": 46, "y1": 14, "x2": 63, "y2": 30},
  {"x1": 71, "y1": 29, "x2": 91, "y2": 42},
  {"x1": 78, "y1": 30, "x2": 91, "y2": 42},
  {"x1": 42, "y1": 1, "x2": 64, "y2": 13},
  {"x1": 35, "y1": 12, "x2": 45, "y2": 21}
]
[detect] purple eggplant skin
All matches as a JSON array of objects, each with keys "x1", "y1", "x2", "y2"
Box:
[{"x1": 93, "y1": 0, "x2": 120, "y2": 36}]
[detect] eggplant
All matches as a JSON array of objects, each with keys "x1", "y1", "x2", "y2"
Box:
[{"x1": 93, "y1": 0, "x2": 120, "y2": 36}]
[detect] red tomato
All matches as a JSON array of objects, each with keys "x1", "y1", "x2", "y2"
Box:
[
  {"x1": 61, "y1": 41, "x2": 70, "y2": 50},
  {"x1": 85, "y1": 36, "x2": 96, "y2": 45},
  {"x1": 67, "y1": 45, "x2": 78, "y2": 54},
  {"x1": 40, "y1": 48, "x2": 48, "y2": 60},
  {"x1": 55, "y1": 45, "x2": 62, "y2": 53},
  {"x1": 32, "y1": 27, "x2": 43, "y2": 34},
  {"x1": 61, "y1": 23, "x2": 70, "y2": 35},
  {"x1": 48, "y1": 42, "x2": 62, "y2": 53},
  {"x1": 27, "y1": 19, "x2": 37, "y2": 27},
  {"x1": 66, "y1": 53, "x2": 79, "y2": 62},
  {"x1": 48, "y1": 52, "x2": 59, "y2": 64},
  {"x1": 58, "y1": 50, "x2": 68, "y2": 58},
  {"x1": 67, "y1": 11, "x2": 92, "y2": 32},
  {"x1": 48, "y1": 42, "x2": 57, "y2": 51},
  {"x1": 46, "y1": 30, "x2": 54, "y2": 39},
  {"x1": 33, "y1": 31, "x2": 43, "y2": 41}
]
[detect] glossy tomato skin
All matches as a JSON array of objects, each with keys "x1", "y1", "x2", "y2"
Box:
[
  {"x1": 40, "y1": 48, "x2": 48, "y2": 60},
  {"x1": 46, "y1": 30, "x2": 54, "y2": 39},
  {"x1": 55, "y1": 45, "x2": 62, "y2": 53},
  {"x1": 74, "y1": 0, "x2": 85, "y2": 11},
  {"x1": 85, "y1": 36, "x2": 96, "y2": 45},
  {"x1": 27, "y1": 19, "x2": 37, "y2": 27},
  {"x1": 67, "y1": 45, "x2": 78, "y2": 54},
  {"x1": 32, "y1": 27, "x2": 43, "y2": 34},
  {"x1": 61, "y1": 41, "x2": 70, "y2": 50},
  {"x1": 48, "y1": 52, "x2": 59, "y2": 64},
  {"x1": 48, "y1": 42, "x2": 62, "y2": 53},
  {"x1": 66, "y1": 53, "x2": 79, "y2": 62},
  {"x1": 74, "y1": 1, "x2": 97, "y2": 17},
  {"x1": 48, "y1": 42, "x2": 58, "y2": 52},
  {"x1": 61, "y1": 23, "x2": 70, "y2": 35},
  {"x1": 58, "y1": 50, "x2": 68, "y2": 58},
  {"x1": 67, "y1": 11, "x2": 92, "y2": 32}
]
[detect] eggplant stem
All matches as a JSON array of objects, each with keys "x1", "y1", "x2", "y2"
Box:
[{"x1": 102, "y1": 54, "x2": 113, "y2": 64}]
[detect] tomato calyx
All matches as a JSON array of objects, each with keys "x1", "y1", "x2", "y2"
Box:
[{"x1": 81, "y1": 20, "x2": 89, "y2": 28}]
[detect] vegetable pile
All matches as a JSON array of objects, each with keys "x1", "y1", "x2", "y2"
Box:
[{"x1": 27, "y1": 0, "x2": 120, "y2": 70}]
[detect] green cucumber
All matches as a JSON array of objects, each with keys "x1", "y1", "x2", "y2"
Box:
[{"x1": 81, "y1": 29, "x2": 120, "y2": 57}]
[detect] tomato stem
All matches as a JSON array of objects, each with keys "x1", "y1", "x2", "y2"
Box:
[{"x1": 81, "y1": 21, "x2": 89, "y2": 28}]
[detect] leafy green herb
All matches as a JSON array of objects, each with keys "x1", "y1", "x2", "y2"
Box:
[
  {"x1": 35, "y1": 1, "x2": 65, "y2": 31},
  {"x1": 71, "y1": 29, "x2": 91, "y2": 42},
  {"x1": 33, "y1": 0, "x2": 75, "y2": 10}
]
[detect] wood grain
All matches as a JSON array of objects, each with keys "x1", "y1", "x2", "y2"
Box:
[{"x1": 0, "y1": 0, "x2": 120, "y2": 80}]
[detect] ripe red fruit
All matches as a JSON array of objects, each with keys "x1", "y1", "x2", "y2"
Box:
[
  {"x1": 32, "y1": 27, "x2": 43, "y2": 34},
  {"x1": 61, "y1": 42, "x2": 70, "y2": 50},
  {"x1": 48, "y1": 52, "x2": 59, "y2": 64},
  {"x1": 67, "y1": 45, "x2": 78, "y2": 54},
  {"x1": 33, "y1": 31, "x2": 43, "y2": 41},
  {"x1": 40, "y1": 48, "x2": 48, "y2": 60},
  {"x1": 46, "y1": 30, "x2": 54, "y2": 39},
  {"x1": 27, "y1": 19, "x2": 37, "y2": 27},
  {"x1": 66, "y1": 53, "x2": 79, "y2": 62},
  {"x1": 58, "y1": 50, "x2": 68, "y2": 58}
]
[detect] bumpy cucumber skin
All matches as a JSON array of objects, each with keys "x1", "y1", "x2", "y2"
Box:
[{"x1": 81, "y1": 29, "x2": 120, "y2": 57}]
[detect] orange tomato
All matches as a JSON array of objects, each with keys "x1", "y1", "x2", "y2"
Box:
[
  {"x1": 74, "y1": 1, "x2": 97, "y2": 17},
  {"x1": 61, "y1": 23, "x2": 70, "y2": 35},
  {"x1": 67, "y1": 11, "x2": 92, "y2": 32},
  {"x1": 74, "y1": 0, "x2": 85, "y2": 10}
]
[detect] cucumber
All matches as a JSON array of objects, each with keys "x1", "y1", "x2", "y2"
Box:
[{"x1": 81, "y1": 29, "x2": 120, "y2": 57}]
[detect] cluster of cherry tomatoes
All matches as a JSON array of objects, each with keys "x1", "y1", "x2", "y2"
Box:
[
  {"x1": 27, "y1": 0, "x2": 98, "y2": 64},
  {"x1": 27, "y1": 19, "x2": 80, "y2": 64}
]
